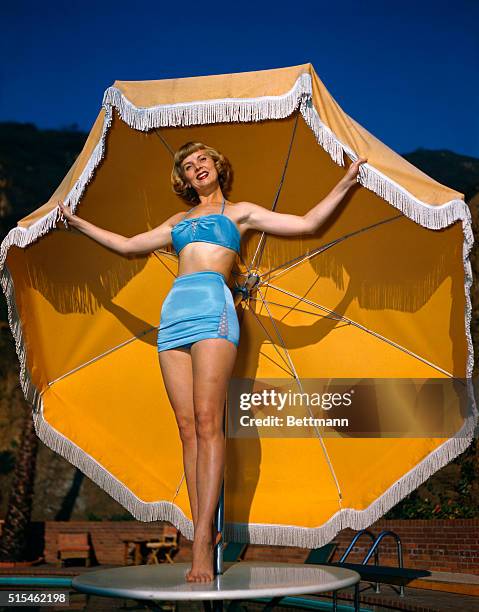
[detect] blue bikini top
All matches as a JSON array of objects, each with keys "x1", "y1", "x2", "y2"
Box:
[{"x1": 171, "y1": 197, "x2": 241, "y2": 256}]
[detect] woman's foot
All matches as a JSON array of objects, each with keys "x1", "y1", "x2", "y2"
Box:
[
  {"x1": 185, "y1": 523, "x2": 222, "y2": 583},
  {"x1": 186, "y1": 532, "x2": 214, "y2": 582}
]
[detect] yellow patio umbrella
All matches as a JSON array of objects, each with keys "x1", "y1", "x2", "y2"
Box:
[{"x1": 0, "y1": 63, "x2": 475, "y2": 547}]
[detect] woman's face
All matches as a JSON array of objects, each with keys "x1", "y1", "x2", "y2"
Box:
[{"x1": 181, "y1": 149, "x2": 219, "y2": 193}]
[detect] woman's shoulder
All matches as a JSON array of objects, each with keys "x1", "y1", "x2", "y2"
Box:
[
  {"x1": 227, "y1": 200, "x2": 262, "y2": 223},
  {"x1": 227, "y1": 200, "x2": 260, "y2": 213},
  {"x1": 165, "y1": 209, "x2": 192, "y2": 228},
  {"x1": 224, "y1": 201, "x2": 243, "y2": 224}
]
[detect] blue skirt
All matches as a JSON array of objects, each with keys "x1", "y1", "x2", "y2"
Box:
[{"x1": 157, "y1": 271, "x2": 240, "y2": 352}]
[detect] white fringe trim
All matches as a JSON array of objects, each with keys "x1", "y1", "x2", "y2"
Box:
[
  {"x1": 0, "y1": 71, "x2": 476, "y2": 547},
  {"x1": 101, "y1": 73, "x2": 312, "y2": 130}
]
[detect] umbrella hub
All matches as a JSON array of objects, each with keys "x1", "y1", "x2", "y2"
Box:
[{"x1": 233, "y1": 270, "x2": 261, "y2": 302}]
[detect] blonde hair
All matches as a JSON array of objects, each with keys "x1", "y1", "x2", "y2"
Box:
[{"x1": 171, "y1": 142, "x2": 233, "y2": 204}]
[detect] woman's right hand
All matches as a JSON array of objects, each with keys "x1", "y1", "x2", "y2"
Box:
[{"x1": 56, "y1": 200, "x2": 76, "y2": 229}]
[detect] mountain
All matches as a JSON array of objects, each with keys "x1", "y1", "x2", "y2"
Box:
[
  {"x1": 402, "y1": 148, "x2": 479, "y2": 202},
  {"x1": 0, "y1": 122, "x2": 87, "y2": 237}
]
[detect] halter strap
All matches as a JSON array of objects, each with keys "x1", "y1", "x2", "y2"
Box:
[
  {"x1": 182, "y1": 206, "x2": 195, "y2": 219},
  {"x1": 220, "y1": 196, "x2": 226, "y2": 215}
]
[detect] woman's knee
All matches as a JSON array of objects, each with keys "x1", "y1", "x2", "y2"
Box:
[
  {"x1": 176, "y1": 416, "x2": 196, "y2": 443},
  {"x1": 194, "y1": 406, "x2": 224, "y2": 440}
]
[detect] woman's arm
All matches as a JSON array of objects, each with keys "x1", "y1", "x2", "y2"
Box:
[
  {"x1": 124, "y1": 215, "x2": 182, "y2": 256},
  {"x1": 240, "y1": 157, "x2": 367, "y2": 236},
  {"x1": 57, "y1": 201, "x2": 182, "y2": 256}
]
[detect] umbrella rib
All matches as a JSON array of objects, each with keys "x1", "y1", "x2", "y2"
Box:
[
  {"x1": 248, "y1": 110, "x2": 300, "y2": 273},
  {"x1": 255, "y1": 286, "x2": 343, "y2": 504},
  {"x1": 152, "y1": 248, "x2": 177, "y2": 260},
  {"x1": 151, "y1": 249, "x2": 179, "y2": 278},
  {"x1": 247, "y1": 304, "x2": 296, "y2": 376},
  {"x1": 260, "y1": 214, "x2": 404, "y2": 284},
  {"x1": 153, "y1": 129, "x2": 175, "y2": 156},
  {"x1": 46, "y1": 326, "x2": 159, "y2": 388},
  {"x1": 265, "y1": 282, "x2": 455, "y2": 378},
  {"x1": 249, "y1": 296, "x2": 344, "y2": 321},
  {"x1": 257, "y1": 349, "x2": 300, "y2": 377},
  {"x1": 172, "y1": 471, "x2": 186, "y2": 503}
]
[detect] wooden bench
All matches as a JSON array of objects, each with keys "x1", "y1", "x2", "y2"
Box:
[{"x1": 56, "y1": 532, "x2": 91, "y2": 567}]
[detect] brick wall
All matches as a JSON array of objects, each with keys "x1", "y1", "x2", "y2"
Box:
[
  {"x1": 42, "y1": 519, "x2": 479, "y2": 573},
  {"x1": 44, "y1": 521, "x2": 171, "y2": 565},
  {"x1": 328, "y1": 519, "x2": 479, "y2": 575}
]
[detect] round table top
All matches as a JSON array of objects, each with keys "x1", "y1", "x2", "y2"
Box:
[{"x1": 72, "y1": 561, "x2": 360, "y2": 601}]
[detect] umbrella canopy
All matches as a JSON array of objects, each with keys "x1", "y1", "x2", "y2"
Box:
[{"x1": 0, "y1": 63, "x2": 475, "y2": 547}]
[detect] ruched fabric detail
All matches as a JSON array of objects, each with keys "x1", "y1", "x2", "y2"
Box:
[
  {"x1": 157, "y1": 271, "x2": 240, "y2": 352},
  {"x1": 171, "y1": 214, "x2": 241, "y2": 255}
]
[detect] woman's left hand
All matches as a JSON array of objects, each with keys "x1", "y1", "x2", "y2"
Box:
[{"x1": 343, "y1": 156, "x2": 368, "y2": 187}]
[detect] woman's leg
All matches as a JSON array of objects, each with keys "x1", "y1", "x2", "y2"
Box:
[
  {"x1": 188, "y1": 338, "x2": 237, "y2": 582},
  {"x1": 158, "y1": 348, "x2": 200, "y2": 527}
]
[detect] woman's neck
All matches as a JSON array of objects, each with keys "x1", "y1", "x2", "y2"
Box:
[{"x1": 197, "y1": 189, "x2": 224, "y2": 205}]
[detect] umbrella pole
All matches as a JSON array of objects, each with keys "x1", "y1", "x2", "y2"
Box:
[
  {"x1": 208, "y1": 405, "x2": 225, "y2": 612},
  {"x1": 213, "y1": 402, "x2": 226, "y2": 576},
  {"x1": 214, "y1": 481, "x2": 224, "y2": 576}
]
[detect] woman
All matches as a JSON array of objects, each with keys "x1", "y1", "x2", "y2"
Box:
[{"x1": 58, "y1": 141, "x2": 367, "y2": 582}]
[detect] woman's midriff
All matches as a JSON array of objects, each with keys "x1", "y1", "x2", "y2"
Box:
[{"x1": 176, "y1": 242, "x2": 237, "y2": 279}]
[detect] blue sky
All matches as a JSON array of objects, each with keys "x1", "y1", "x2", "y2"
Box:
[{"x1": 2, "y1": 0, "x2": 478, "y2": 157}]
